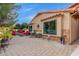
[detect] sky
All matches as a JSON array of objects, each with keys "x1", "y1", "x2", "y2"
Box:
[{"x1": 16, "y1": 3, "x2": 73, "y2": 24}]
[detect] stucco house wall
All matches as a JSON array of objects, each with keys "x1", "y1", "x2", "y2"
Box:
[
  {"x1": 62, "y1": 12, "x2": 71, "y2": 44},
  {"x1": 31, "y1": 12, "x2": 72, "y2": 44},
  {"x1": 70, "y1": 16, "x2": 79, "y2": 43},
  {"x1": 31, "y1": 19, "x2": 42, "y2": 33},
  {"x1": 31, "y1": 3, "x2": 79, "y2": 44},
  {"x1": 69, "y1": 3, "x2": 79, "y2": 44},
  {"x1": 31, "y1": 13, "x2": 61, "y2": 34}
]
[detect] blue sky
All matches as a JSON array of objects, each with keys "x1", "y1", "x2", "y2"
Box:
[{"x1": 16, "y1": 3, "x2": 73, "y2": 24}]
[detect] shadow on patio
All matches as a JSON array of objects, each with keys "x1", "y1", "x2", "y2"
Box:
[{"x1": 71, "y1": 39, "x2": 79, "y2": 45}]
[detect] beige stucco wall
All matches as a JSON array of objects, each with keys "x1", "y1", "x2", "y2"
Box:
[
  {"x1": 31, "y1": 12, "x2": 76, "y2": 44},
  {"x1": 62, "y1": 12, "x2": 71, "y2": 44},
  {"x1": 63, "y1": 13, "x2": 71, "y2": 30},
  {"x1": 70, "y1": 16, "x2": 79, "y2": 43},
  {"x1": 31, "y1": 12, "x2": 71, "y2": 43},
  {"x1": 63, "y1": 11, "x2": 79, "y2": 44},
  {"x1": 31, "y1": 19, "x2": 43, "y2": 33},
  {"x1": 31, "y1": 4, "x2": 79, "y2": 44}
]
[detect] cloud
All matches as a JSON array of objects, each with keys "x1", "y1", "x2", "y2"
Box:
[
  {"x1": 17, "y1": 7, "x2": 33, "y2": 14},
  {"x1": 18, "y1": 15, "x2": 35, "y2": 24},
  {"x1": 25, "y1": 8, "x2": 33, "y2": 11},
  {"x1": 26, "y1": 15, "x2": 35, "y2": 19}
]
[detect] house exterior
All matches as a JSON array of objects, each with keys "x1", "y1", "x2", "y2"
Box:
[{"x1": 30, "y1": 3, "x2": 79, "y2": 44}]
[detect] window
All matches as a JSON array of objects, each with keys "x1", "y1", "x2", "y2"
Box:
[{"x1": 43, "y1": 20, "x2": 56, "y2": 34}]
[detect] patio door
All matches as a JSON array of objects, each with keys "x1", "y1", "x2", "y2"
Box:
[{"x1": 43, "y1": 20, "x2": 57, "y2": 34}]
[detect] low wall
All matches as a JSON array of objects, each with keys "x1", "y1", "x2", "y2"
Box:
[{"x1": 42, "y1": 34, "x2": 71, "y2": 44}]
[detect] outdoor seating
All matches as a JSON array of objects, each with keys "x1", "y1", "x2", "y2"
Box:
[
  {"x1": 42, "y1": 35, "x2": 51, "y2": 41},
  {"x1": 42, "y1": 35, "x2": 48, "y2": 40},
  {"x1": 35, "y1": 33, "x2": 42, "y2": 38},
  {"x1": 30, "y1": 32, "x2": 36, "y2": 38}
]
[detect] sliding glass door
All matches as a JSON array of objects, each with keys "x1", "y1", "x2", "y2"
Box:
[{"x1": 43, "y1": 20, "x2": 57, "y2": 34}]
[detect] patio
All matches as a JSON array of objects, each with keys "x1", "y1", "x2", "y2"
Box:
[{"x1": 0, "y1": 36, "x2": 77, "y2": 56}]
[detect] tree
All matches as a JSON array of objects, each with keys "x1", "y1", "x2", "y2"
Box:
[
  {"x1": 21, "y1": 23, "x2": 29, "y2": 29},
  {"x1": 14, "y1": 23, "x2": 29, "y2": 30},
  {"x1": 0, "y1": 3, "x2": 19, "y2": 25},
  {"x1": 14, "y1": 23, "x2": 21, "y2": 29}
]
